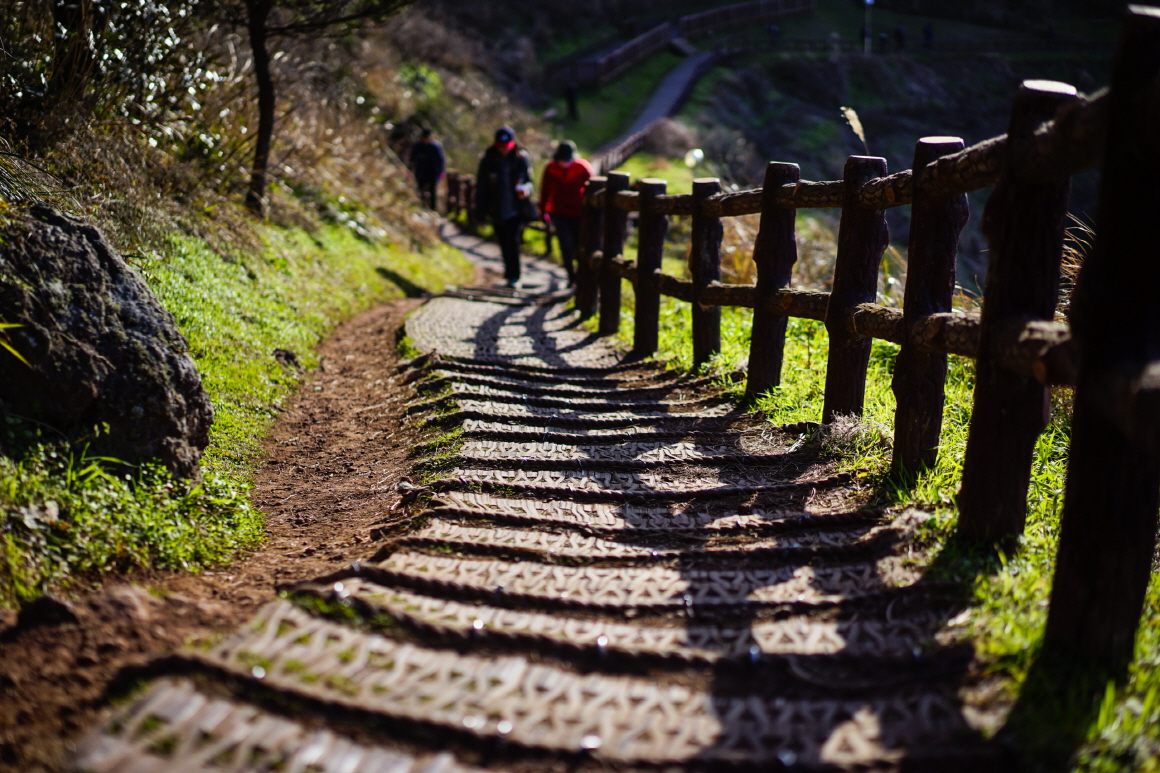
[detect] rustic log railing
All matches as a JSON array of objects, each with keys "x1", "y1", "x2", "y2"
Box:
[
  {"x1": 551, "y1": 0, "x2": 817, "y2": 88},
  {"x1": 571, "y1": 6, "x2": 1160, "y2": 680},
  {"x1": 677, "y1": 0, "x2": 814, "y2": 38}
]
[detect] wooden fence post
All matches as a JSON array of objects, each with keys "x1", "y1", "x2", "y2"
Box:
[
  {"x1": 890, "y1": 138, "x2": 969, "y2": 478},
  {"x1": 822, "y1": 156, "x2": 889, "y2": 422},
  {"x1": 691, "y1": 178, "x2": 724, "y2": 367},
  {"x1": 745, "y1": 162, "x2": 800, "y2": 402},
  {"x1": 1041, "y1": 6, "x2": 1160, "y2": 675},
  {"x1": 446, "y1": 171, "x2": 459, "y2": 218},
  {"x1": 599, "y1": 171, "x2": 631, "y2": 336},
  {"x1": 956, "y1": 80, "x2": 1080, "y2": 544},
  {"x1": 464, "y1": 177, "x2": 477, "y2": 229},
  {"x1": 576, "y1": 176, "x2": 606, "y2": 320},
  {"x1": 634, "y1": 178, "x2": 668, "y2": 357}
]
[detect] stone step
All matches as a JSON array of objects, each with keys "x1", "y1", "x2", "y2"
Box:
[
  {"x1": 74, "y1": 677, "x2": 489, "y2": 773},
  {"x1": 366, "y1": 552, "x2": 920, "y2": 611},
  {"x1": 401, "y1": 351, "x2": 666, "y2": 379},
  {"x1": 416, "y1": 376, "x2": 719, "y2": 403},
  {"x1": 294, "y1": 580, "x2": 953, "y2": 663},
  {"x1": 406, "y1": 359, "x2": 679, "y2": 388},
  {"x1": 453, "y1": 438, "x2": 790, "y2": 464},
  {"x1": 427, "y1": 492, "x2": 884, "y2": 532},
  {"x1": 417, "y1": 367, "x2": 740, "y2": 396},
  {"x1": 408, "y1": 386, "x2": 733, "y2": 414},
  {"x1": 399, "y1": 518, "x2": 903, "y2": 563},
  {"x1": 430, "y1": 467, "x2": 852, "y2": 502},
  {"x1": 429, "y1": 404, "x2": 745, "y2": 431},
  {"x1": 184, "y1": 601, "x2": 993, "y2": 768},
  {"x1": 458, "y1": 418, "x2": 766, "y2": 441}
]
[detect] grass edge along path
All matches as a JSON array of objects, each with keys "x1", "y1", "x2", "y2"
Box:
[
  {"x1": 594, "y1": 259, "x2": 1160, "y2": 772},
  {"x1": 0, "y1": 220, "x2": 473, "y2": 607}
]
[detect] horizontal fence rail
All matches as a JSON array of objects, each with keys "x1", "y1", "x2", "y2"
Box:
[
  {"x1": 677, "y1": 0, "x2": 815, "y2": 37},
  {"x1": 553, "y1": 0, "x2": 817, "y2": 88},
  {"x1": 564, "y1": 7, "x2": 1160, "y2": 684}
]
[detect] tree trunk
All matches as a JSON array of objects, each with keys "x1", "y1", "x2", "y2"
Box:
[{"x1": 245, "y1": 0, "x2": 275, "y2": 216}]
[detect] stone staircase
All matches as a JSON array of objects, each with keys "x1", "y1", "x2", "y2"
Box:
[{"x1": 72, "y1": 247, "x2": 1006, "y2": 773}]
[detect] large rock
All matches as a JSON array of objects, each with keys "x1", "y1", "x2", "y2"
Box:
[{"x1": 0, "y1": 205, "x2": 212, "y2": 477}]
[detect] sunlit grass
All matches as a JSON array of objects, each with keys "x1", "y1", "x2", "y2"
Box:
[
  {"x1": 0, "y1": 218, "x2": 472, "y2": 606},
  {"x1": 547, "y1": 51, "x2": 684, "y2": 153}
]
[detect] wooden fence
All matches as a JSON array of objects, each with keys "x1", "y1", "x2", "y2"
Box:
[
  {"x1": 569, "y1": 23, "x2": 674, "y2": 89},
  {"x1": 554, "y1": 0, "x2": 816, "y2": 88},
  {"x1": 571, "y1": 7, "x2": 1160, "y2": 680},
  {"x1": 677, "y1": 0, "x2": 815, "y2": 38}
]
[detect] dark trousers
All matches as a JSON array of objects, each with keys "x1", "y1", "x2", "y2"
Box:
[
  {"x1": 495, "y1": 216, "x2": 523, "y2": 281},
  {"x1": 417, "y1": 177, "x2": 437, "y2": 209},
  {"x1": 551, "y1": 214, "x2": 580, "y2": 283}
]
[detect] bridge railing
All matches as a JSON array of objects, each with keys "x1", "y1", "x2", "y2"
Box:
[
  {"x1": 677, "y1": 0, "x2": 815, "y2": 38},
  {"x1": 574, "y1": 7, "x2": 1160, "y2": 681},
  {"x1": 552, "y1": 0, "x2": 816, "y2": 88}
]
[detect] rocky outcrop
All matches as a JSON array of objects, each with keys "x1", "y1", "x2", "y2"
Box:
[{"x1": 0, "y1": 205, "x2": 212, "y2": 477}]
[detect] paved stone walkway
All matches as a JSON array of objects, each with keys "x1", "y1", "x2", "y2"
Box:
[
  {"x1": 73, "y1": 236, "x2": 1004, "y2": 772},
  {"x1": 618, "y1": 51, "x2": 717, "y2": 141}
]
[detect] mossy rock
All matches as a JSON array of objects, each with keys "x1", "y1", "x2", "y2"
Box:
[{"x1": 0, "y1": 205, "x2": 212, "y2": 477}]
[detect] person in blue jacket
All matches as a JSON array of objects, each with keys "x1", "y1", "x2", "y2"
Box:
[{"x1": 409, "y1": 128, "x2": 445, "y2": 209}]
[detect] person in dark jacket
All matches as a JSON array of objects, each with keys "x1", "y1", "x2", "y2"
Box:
[
  {"x1": 409, "y1": 128, "x2": 445, "y2": 209},
  {"x1": 475, "y1": 126, "x2": 533, "y2": 287}
]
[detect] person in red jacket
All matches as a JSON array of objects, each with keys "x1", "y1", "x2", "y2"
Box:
[{"x1": 539, "y1": 141, "x2": 593, "y2": 285}]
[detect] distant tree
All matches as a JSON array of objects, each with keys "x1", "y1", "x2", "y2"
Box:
[{"x1": 213, "y1": 1, "x2": 413, "y2": 215}]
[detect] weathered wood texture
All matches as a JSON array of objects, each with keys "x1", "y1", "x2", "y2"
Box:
[
  {"x1": 576, "y1": 176, "x2": 606, "y2": 320},
  {"x1": 634, "y1": 179, "x2": 668, "y2": 357},
  {"x1": 690, "y1": 178, "x2": 724, "y2": 367},
  {"x1": 891, "y1": 138, "x2": 970, "y2": 478},
  {"x1": 746, "y1": 162, "x2": 800, "y2": 401},
  {"x1": 599, "y1": 172, "x2": 631, "y2": 336},
  {"x1": 822, "y1": 157, "x2": 890, "y2": 423},
  {"x1": 957, "y1": 81, "x2": 1079, "y2": 544},
  {"x1": 445, "y1": 171, "x2": 460, "y2": 217},
  {"x1": 1042, "y1": 6, "x2": 1160, "y2": 676}
]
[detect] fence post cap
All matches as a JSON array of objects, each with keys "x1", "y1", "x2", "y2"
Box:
[
  {"x1": 1021, "y1": 79, "x2": 1078, "y2": 97},
  {"x1": 1128, "y1": 4, "x2": 1160, "y2": 19},
  {"x1": 918, "y1": 136, "x2": 965, "y2": 146}
]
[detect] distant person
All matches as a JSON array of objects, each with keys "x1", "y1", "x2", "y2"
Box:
[
  {"x1": 565, "y1": 82, "x2": 579, "y2": 122},
  {"x1": 767, "y1": 24, "x2": 780, "y2": 45},
  {"x1": 538, "y1": 140, "x2": 593, "y2": 286},
  {"x1": 878, "y1": 31, "x2": 890, "y2": 51},
  {"x1": 923, "y1": 22, "x2": 934, "y2": 49},
  {"x1": 894, "y1": 25, "x2": 906, "y2": 50},
  {"x1": 409, "y1": 128, "x2": 444, "y2": 209},
  {"x1": 475, "y1": 126, "x2": 533, "y2": 288}
]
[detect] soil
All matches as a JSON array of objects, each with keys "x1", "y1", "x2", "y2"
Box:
[{"x1": 0, "y1": 296, "x2": 430, "y2": 773}]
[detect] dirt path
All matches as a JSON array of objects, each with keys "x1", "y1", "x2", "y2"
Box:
[
  {"x1": 0, "y1": 297, "x2": 428, "y2": 773},
  {"x1": 62, "y1": 228, "x2": 1011, "y2": 772}
]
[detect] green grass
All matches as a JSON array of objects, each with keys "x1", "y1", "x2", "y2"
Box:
[
  {"x1": 547, "y1": 51, "x2": 684, "y2": 153},
  {"x1": 608, "y1": 153, "x2": 699, "y2": 193},
  {"x1": 140, "y1": 225, "x2": 469, "y2": 479},
  {"x1": 0, "y1": 217, "x2": 472, "y2": 606},
  {"x1": 593, "y1": 212, "x2": 1160, "y2": 770}
]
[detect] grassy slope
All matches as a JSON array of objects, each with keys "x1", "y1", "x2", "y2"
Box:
[{"x1": 1, "y1": 217, "x2": 472, "y2": 606}]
